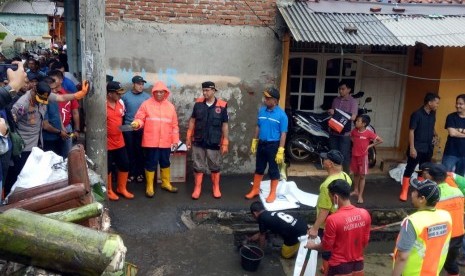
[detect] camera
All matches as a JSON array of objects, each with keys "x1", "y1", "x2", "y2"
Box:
[{"x1": 0, "y1": 64, "x2": 18, "y2": 83}]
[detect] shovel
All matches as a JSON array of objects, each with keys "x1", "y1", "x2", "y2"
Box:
[{"x1": 119, "y1": 125, "x2": 134, "y2": 132}]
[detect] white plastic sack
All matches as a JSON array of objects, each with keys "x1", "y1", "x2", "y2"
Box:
[
  {"x1": 7, "y1": 147, "x2": 66, "y2": 198},
  {"x1": 389, "y1": 163, "x2": 418, "y2": 184},
  {"x1": 293, "y1": 235, "x2": 320, "y2": 276}
]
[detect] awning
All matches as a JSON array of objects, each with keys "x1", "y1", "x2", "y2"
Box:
[
  {"x1": 377, "y1": 15, "x2": 465, "y2": 47},
  {"x1": 278, "y1": 1, "x2": 465, "y2": 47}
]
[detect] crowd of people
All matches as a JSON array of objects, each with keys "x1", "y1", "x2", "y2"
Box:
[
  {"x1": 2, "y1": 49, "x2": 465, "y2": 275},
  {"x1": 244, "y1": 83, "x2": 465, "y2": 276},
  {"x1": 0, "y1": 50, "x2": 88, "y2": 202}
]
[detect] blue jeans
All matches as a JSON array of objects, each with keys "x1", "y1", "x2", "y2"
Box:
[{"x1": 442, "y1": 155, "x2": 465, "y2": 176}]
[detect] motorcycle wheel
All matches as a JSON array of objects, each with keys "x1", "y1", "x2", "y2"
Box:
[
  {"x1": 368, "y1": 147, "x2": 376, "y2": 168},
  {"x1": 286, "y1": 134, "x2": 313, "y2": 162}
]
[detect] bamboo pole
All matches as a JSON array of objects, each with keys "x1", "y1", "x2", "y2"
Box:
[
  {"x1": 45, "y1": 202, "x2": 103, "y2": 223},
  {"x1": 0, "y1": 208, "x2": 126, "y2": 275}
]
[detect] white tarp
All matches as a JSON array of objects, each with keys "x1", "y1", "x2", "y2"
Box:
[{"x1": 257, "y1": 180, "x2": 318, "y2": 211}]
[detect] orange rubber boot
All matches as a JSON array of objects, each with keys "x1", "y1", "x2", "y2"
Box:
[
  {"x1": 116, "y1": 171, "x2": 134, "y2": 199},
  {"x1": 399, "y1": 177, "x2": 410, "y2": 201},
  {"x1": 266, "y1": 179, "x2": 279, "y2": 203},
  {"x1": 245, "y1": 174, "x2": 263, "y2": 199},
  {"x1": 192, "y1": 172, "x2": 203, "y2": 200},
  {"x1": 211, "y1": 172, "x2": 221, "y2": 198},
  {"x1": 107, "y1": 173, "x2": 119, "y2": 201}
]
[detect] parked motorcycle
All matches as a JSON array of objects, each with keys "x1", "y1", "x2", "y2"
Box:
[{"x1": 286, "y1": 92, "x2": 377, "y2": 168}]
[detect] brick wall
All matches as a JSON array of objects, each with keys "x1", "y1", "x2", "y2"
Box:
[{"x1": 105, "y1": 0, "x2": 277, "y2": 26}]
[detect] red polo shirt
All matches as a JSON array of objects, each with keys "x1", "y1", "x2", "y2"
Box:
[{"x1": 107, "y1": 100, "x2": 125, "y2": 150}]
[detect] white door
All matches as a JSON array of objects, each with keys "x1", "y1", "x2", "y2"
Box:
[{"x1": 360, "y1": 56, "x2": 406, "y2": 147}]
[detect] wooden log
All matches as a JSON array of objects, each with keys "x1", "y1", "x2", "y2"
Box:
[
  {"x1": 7, "y1": 179, "x2": 68, "y2": 204},
  {"x1": 0, "y1": 184, "x2": 86, "y2": 213},
  {"x1": 38, "y1": 198, "x2": 83, "y2": 214},
  {"x1": 0, "y1": 208, "x2": 126, "y2": 275},
  {"x1": 67, "y1": 145, "x2": 99, "y2": 228},
  {"x1": 45, "y1": 202, "x2": 103, "y2": 223}
]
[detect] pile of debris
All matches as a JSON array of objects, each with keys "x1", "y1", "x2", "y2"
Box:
[{"x1": 0, "y1": 145, "x2": 134, "y2": 276}]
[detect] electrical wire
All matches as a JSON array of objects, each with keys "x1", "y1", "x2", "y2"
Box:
[
  {"x1": 354, "y1": 56, "x2": 465, "y2": 81},
  {"x1": 241, "y1": 0, "x2": 282, "y2": 41}
]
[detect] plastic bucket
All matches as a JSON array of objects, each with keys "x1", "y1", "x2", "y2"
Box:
[{"x1": 240, "y1": 245, "x2": 264, "y2": 272}]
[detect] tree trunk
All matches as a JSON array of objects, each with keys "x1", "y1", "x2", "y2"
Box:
[
  {"x1": 45, "y1": 202, "x2": 103, "y2": 223},
  {"x1": 0, "y1": 208, "x2": 126, "y2": 275}
]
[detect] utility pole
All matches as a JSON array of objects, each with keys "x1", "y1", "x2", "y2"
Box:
[{"x1": 79, "y1": 0, "x2": 106, "y2": 179}]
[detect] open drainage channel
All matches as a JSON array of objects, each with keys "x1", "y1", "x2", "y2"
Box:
[{"x1": 181, "y1": 207, "x2": 415, "y2": 275}]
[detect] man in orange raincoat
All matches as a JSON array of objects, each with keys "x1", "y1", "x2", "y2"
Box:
[{"x1": 131, "y1": 81, "x2": 179, "y2": 198}]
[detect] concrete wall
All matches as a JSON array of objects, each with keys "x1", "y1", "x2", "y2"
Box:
[
  {"x1": 105, "y1": 21, "x2": 282, "y2": 174},
  {"x1": 400, "y1": 46, "x2": 465, "y2": 158},
  {"x1": 0, "y1": 14, "x2": 50, "y2": 57}
]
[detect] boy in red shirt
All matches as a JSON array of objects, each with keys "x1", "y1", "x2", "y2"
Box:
[
  {"x1": 306, "y1": 179, "x2": 371, "y2": 276},
  {"x1": 350, "y1": 115, "x2": 383, "y2": 204}
]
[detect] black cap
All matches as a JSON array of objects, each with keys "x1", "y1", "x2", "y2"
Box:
[
  {"x1": 320, "y1": 150, "x2": 344, "y2": 165},
  {"x1": 410, "y1": 179, "x2": 440, "y2": 205},
  {"x1": 107, "y1": 81, "x2": 125, "y2": 93},
  {"x1": 416, "y1": 162, "x2": 435, "y2": 173},
  {"x1": 263, "y1": 87, "x2": 280, "y2": 100},
  {"x1": 426, "y1": 163, "x2": 447, "y2": 181},
  {"x1": 132, "y1": 76, "x2": 147, "y2": 84},
  {"x1": 202, "y1": 81, "x2": 217, "y2": 91},
  {"x1": 328, "y1": 179, "x2": 351, "y2": 198},
  {"x1": 35, "y1": 81, "x2": 51, "y2": 104}
]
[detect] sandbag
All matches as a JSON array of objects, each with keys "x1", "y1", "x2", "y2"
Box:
[{"x1": 293, "y1": 235, "x2": 320, "y2": 276}]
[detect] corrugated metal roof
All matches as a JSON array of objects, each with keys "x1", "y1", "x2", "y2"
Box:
[
  {"x1": 376, "y1": 15, "x2": 465, "y2": 47},
  {"x1": 279, "y1": 2, "x2": 403, "y2": 46},
  {"x1": 300, "y1": 0, "x2": 465, "y2": 15},
  {"x1": 278, "y1": 1, "x2": 465, "y2": 47},
  {"x1": 1, "y1": 0, "x2": 64, "y2": 16}
]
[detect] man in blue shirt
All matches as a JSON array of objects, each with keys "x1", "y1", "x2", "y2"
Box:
[
  {"x1": 121, "y1": 75, "x2": 150, "y2": 183},
  {"x1": 245, "y1": 88, "x2": 288, "y2": 203}
]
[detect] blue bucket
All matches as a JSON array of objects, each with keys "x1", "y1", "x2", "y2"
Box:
[{"x1": 240, "y1": 245, "x2": 264, "y2": 272}]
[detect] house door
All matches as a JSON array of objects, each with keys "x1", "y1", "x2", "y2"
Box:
[{"x1": 359, "y1": 56, "x2": 406, "y2": 147}]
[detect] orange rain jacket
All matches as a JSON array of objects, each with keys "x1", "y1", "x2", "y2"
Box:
[{"x1": 133, "y1": 81, "x2": 179, "y2": 148}]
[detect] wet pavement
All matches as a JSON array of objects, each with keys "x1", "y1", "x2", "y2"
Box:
[{"x1": 108, "y1": 173, "x2": 412, "y2": 275}]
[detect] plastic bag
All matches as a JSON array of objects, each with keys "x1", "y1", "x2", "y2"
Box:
[
  {"x1": 7, "y1": 147, "x2": 65, "y2": 198},
  {"x1": 293, "y1": 235, "x2": 320, "y2": 276}
]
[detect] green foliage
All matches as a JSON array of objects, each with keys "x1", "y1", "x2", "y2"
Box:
[{"x1": 0, "y1": 32, "x2": 7, "y2": 40}]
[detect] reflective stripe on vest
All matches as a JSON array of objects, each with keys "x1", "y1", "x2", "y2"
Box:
[
  {"x1": 394, "y1": 209, "x2": 451, "y2": 276},
  {"x1": 436, "y1": 183, "x2": 465, "y2": 237}
]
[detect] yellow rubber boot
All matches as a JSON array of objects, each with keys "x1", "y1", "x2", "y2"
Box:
[
  {"x1": 192, "y1": 172, "x2": 203, "y2": 200},
  {"x1": 160, "y1": 168, "x2": 178, "y2": 193},
  {"x1": 266, "y1": 179, "x2": 279, "y2": 203},
  {"x1": 107, "y1": 173, "x2": 119, "y2": 201},
  {"x1": 211, "y1": 172, "x2": 221, "y2": 199},
  {"x1": 116, "y1": 171, "x2": 134, "y2": 199},
  {"x1": 399, "y1": 177, "x2": 410, "y2": 202},
  {"x1": 245, "y1": 174, "x2": 263, "y2": 199},
  {"x1": 145, "y1": 170, "x2": 155, "y2": 198}
]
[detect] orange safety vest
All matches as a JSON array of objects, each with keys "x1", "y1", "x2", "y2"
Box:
[
  {"x1": 445, "y1": 172, "x2": 458, "y2": 188},
  {"x1": 436, "y1": 183, "x2": 465, "y2": 238},
  {"x1": 393, "y1": 209, "x2": 452, "y2": 276}
]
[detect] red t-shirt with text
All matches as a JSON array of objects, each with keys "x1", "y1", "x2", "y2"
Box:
[
  {"x1": 350, "y1": 129, "x2": 377, "y2": 157},
  {"x1": 322, "y1": 205, "x2": 371, "y2": 267}
]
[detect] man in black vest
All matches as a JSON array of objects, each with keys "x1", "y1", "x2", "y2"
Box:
[{"x1": 186, "y1": 81, "x2": 229, "y2": 199}]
